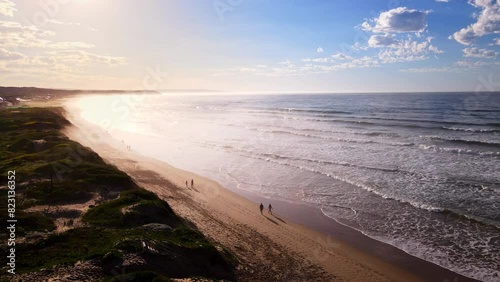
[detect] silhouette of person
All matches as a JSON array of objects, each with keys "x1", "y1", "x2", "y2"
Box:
[
  {"x1": 259, "y1": 203, "x2": 264, "y2": 214},
  {"x1": 185, "y1": 180, "x2": 188, "y2": 188},
  {"x1": 191, "y1": 179, "x2": 194, "y2": 188},
  {"x1": 268, "y1": 204, "x2": 273, "y2": 215}
]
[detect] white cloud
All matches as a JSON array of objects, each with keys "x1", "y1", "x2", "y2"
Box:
[
  {"x1": 435, "y1": 0, "x2": 450, "y2": 2},
  {"x1": 462, "y1": 47, "x2": 498, "y2": 58},
  {"x1": 429, "y1": 44, "x2": 444, "y2": 54},
  {"x1": 468, "y1": 0, "x2": 494, "y2": 8},
  {"x1": 0, "y1": 48, "x2": 23, "y2": 60},
  {"x1": 494, "y1": 38, "x2": 500, "y2": 45},
  {"x1": 452, "y1": 0, "x2": 500, "y2": 45},
  {"x1": 400, "y1": 67, "x2": 457, "y2": 72},
  {"x1": 44, "y1": 50, "x2": 127, "y2": 66},
  {"x1": 361, "y1": 7, "x2": 432, "y2": 34},
  {"x1": 366, "y1": 34, "x2": 443, "y2": 62},
  {"x1": 238, "y1": 55, "x2": 380, "y2": 76},
  {"x1": 376, "y1": 37, "x2": 444, "y2": 63},
  {"x1": 0, "y1": 17, "x2": 127, "y2": 81},
  {"x1": 361, "y1": 21, "x2": 372, "y2": 31},
  {"x1": 2, "y1": 56, "x2": 78, "y2": 74},
  {"x1": 278, "y1": 59, "x2": 293, "y2": 66},
  {"x1": 0, "y1": 3, "x2": 132, "y2": 87},
  {"x1": 49, "y1": 42, "x2": 95, "y2": 49},
  {"x1": 331, "y1": 53, "x2": 353, "y2": 60},
  {"x1": 0, "y1": 21, "x2": 55, "y2": 48},
  {"x1": 0, "y1": 57, "x2": 131, "y2": 87},
  {"x1": 1, "y1": 21, "x2": 99, "y2": 51},
  {"x1": 225, "y1": 2, "x2": 497, "y2": 80},
  {"x1": 352, "y1": 42, "x2": 369, "y2": 50},
  {"x1": 0, "y1": 21, "x2": 97, "y2": 51},
  {"x1": 314, "y1": 57, "x2": 330, "y2": 63},
  {"x1": 0, "y1": 49, "x2": 127, "y2": 84},
  {"x1": 368, "y1": 34, "x2": 399, "y2": 47},
  {"x1": 348, "y1": 56, "x2": 379, "y2": 68},
  {"x1": 234, "y1": 36, "x2": 442, "y2": 76},
  {"x1": 0, "y1": 0, "x2": 16, "y2": 17},
  {"x1": 302, "y1": 55, "x2": 348, "y2": 63},
  {"x1": 239, "y1": 38, "x2": 443, "y2": 76},
  {"x1": 455, "y1": 60, "x2": 500, "y2": 67},
  {"x1": 45, "y1": 19, "x2": 82, "y2": 26},
  {"x1": 378, "y1": 48, "x2": 427, "y2": 63}
]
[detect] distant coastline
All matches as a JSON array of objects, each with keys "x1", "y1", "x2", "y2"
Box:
[
  {"x1": 0, "y1": 86, "x2": 227, "y2": 99},
  {"x1": 1, "y1": 86, "x2": 499, "y2": 100}
]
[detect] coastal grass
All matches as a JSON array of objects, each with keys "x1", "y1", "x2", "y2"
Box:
[
  {"x1": 17, "y1": 225, "x2": 219, "y2": 273},
  {"x1": 0, "y1": 108, "x2": 131, "y2": 185},
  {"x1": 16, "y1": 211, "x2": 57, "y2": 235},
  {"x1": 0, "y1": 107, "x2": 235, "y2": 280},
  {"x1": 82, "y1": 189, "x2": 181, "y2": 228}
]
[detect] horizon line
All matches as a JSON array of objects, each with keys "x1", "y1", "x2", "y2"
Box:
[{"x1": 1, "y1": 86, "x2": 499, "y2": 96}]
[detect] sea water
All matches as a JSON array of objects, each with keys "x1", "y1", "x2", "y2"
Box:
[{"x1": 70, "y1": 92, "x2": 500, "y2": 281}]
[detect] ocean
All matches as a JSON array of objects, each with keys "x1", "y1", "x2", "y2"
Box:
[{"x1": 70, "y1": 92, "x2": 500, "y2": 281}]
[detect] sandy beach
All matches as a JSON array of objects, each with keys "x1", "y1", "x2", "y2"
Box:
[{"x1": 60, "y1": 102, "x2": 479, "y2": 282}]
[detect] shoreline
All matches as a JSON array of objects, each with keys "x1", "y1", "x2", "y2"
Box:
[
  {"x1": 233, "y1": 189, "x2": 479, "y2": 282},
  {"x1": 62, "y1": 103, "x2": 478, "y2": 282}
]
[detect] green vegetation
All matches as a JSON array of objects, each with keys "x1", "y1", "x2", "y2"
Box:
[
  {"x1": 17, "y1": 225, "x2": 225, "y2": 274},
  {"x1": 16, "y1": 211, "x2": 57, "y2": 235},
  {"x1": 82, "y1": 189, "x2": 180, "y2": 228},
  {"x1": 17, "y1": 227, "x2": 132, "y2": 272},
  {"x1": 0, "y1": 107, "x2": 235, "y2": 281},
  {"x1": 0, "y1": 108, "x2": 133, "y2": 194}
]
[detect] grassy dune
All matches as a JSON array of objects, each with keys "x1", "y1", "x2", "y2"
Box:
[{"x1": 0, "y1": 107, "x2": 235, "y2": 281}]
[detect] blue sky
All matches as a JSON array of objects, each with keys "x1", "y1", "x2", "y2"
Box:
[{"x1": 0, "y1": 0, "x2": 499, "y2": 92}]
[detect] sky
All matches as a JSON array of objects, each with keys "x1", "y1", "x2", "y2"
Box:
[{"x1": 0, "y1": 0, "x2": 499, "y2": 93}]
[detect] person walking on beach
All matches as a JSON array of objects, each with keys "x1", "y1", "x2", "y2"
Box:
[
  {"x1": 259, "y1": 203, "x2": 264, "y2": 214},
  {"x1": 191, "y1": 179, "x2": 194, "y2": 188},
  {"x1": 185, "y1": 180, "x2": 188, "y2": 188},
  {"x1": 268, "y1": 204, "x2": 273, "y2": 215}
]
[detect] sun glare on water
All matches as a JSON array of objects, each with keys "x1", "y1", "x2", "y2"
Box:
[{"x1": 72, "y1": 95, "x2": 143, "y2": 134}]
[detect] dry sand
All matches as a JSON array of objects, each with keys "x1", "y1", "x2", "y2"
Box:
[{"x1": 61, "y1": 105, "x2": 471, "y2": 282}]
